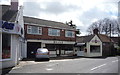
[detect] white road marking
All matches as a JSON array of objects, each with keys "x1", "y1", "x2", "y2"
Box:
[
  {"x1": 46, "y1": 68, "x2": 53, "y2": 71},
  {"x1": 112, "y1": 60, "x2": 118, "y2": 63},
  {"x1": 91, "y1": 64, "x2": 106, "y2": 71}
]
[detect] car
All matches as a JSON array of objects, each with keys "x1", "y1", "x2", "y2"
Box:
[{"x1": 35, "y1": 48, "x2": 50, "y2": 61}]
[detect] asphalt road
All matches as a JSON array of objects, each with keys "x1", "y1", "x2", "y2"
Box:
[{"x1": 9, "y1": 56, "x2": 119, "y2": 74}]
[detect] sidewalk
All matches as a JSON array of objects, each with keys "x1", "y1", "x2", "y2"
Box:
[
  {"x1": 50, "y1": 55, "x2": 81, "y2": 60},
  {"x1": 22, "y1": 55, "x2": 81, "y2": 61},
  {"x1": 2, "y1": 67, "x2": 13, "y2": 75}
]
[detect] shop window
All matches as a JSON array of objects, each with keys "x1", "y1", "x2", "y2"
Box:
[
  {"x1": 2, "y1": 33, "x2": 11, "y2": 59},
  {"x1": 90, "y1": 45, "x2": 100, "y2": 53}
]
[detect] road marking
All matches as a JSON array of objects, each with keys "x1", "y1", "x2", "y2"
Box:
[
  {"x1": 46, "y1": 68, "x2": 53, "y2": 71},
  {"x1": 112, "y1": 60, "x2": 118, "y2": 63},
  {"x1": 91, "y1": 64, "x2": 106, "y2": 71}
]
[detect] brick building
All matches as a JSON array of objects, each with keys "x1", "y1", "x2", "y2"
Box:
[{"x1": 24, "y1": 16, "x2": 76, "y2": 58}]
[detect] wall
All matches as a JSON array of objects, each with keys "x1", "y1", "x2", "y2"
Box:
[
  {"x1": 2, "y1": 35, "x2": 19, "y2": 68},
  {"x1": 85, "y1": 35, "x2": 102, "y2": 57},
  {"x1": 0, "y1": 33, "x2": 2, "y2": 70},
  {"x1": 21, "y1": 41, "x2": 27, "y2": 58},
  {"x1": 24, "y1": 24, "x2": 76, "y2": 41}
]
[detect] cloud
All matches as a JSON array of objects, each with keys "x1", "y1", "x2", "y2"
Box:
[
  {"x1": 23, "y1": 2, "x2": 41, "y2": 17},
  {"x1": 23, "y1": 0, "x2": 119, "y2": 35},
  {"x1": 77, "y1": 2, "x2": 118, "y2": 34},
  {"x1": 0, "y1": 0, "x2": 10, "y2": 5},
  {"x1": 23, "y1": 1, "x2": 79, "y2": 16}
]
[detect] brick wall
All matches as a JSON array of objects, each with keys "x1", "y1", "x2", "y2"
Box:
[{"x1": 24, "y1": 24, "x2": 76, "y2": 41}]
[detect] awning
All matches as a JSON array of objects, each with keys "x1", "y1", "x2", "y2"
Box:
[{"x1": 74, "y1": 43, "x2": 85, "y2": 46}]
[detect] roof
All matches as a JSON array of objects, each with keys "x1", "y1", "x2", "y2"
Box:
[
  {"x1": 23, "y1": 16, "x2": 76, "y2": 30},
  {"x1": 111, "y1": 37, "x2": 120, "y2": 43},
  {"x1": 76, "y1": 34, "x2": 114, "y2": 43},
  {"x1": 98, "y1": 34, "x2": 114, "y2": 43},
  {"x1": 0, "y1": 5, "x2": 18, "y2": 22},
  {"x1": 76, "y1": 35, "x2": 95, "y2": 43}
]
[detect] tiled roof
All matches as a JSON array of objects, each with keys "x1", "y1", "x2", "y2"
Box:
[
  {"x1": 111, "y1": 37, "x2": 120, "y2": 43},
  {"x1": 76, "y1": 34, "x2": 114, "y2": 43},
  {"x1": 76, "y1": 35, "x2": 95, "y2": 43},
  {"x1": 23, "y1": 16, "x2": 76, "y2": 30},
  {"x1": 98, "y1": 34, "x2": 114, "y2": 43},
  {"x1": 0, "y1": 5, "x2": 17, "y2": 22}
]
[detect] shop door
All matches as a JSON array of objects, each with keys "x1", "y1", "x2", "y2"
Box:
[
  {"x1": 27, "y1": 42, "x2": 41, "y2": 58},
  {"x1": 77, "y1": 46, "x2": 84, "y2": 56}
]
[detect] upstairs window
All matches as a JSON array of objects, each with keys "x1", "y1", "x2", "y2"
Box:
[
  {"x1": 48, "y1": 28, "x2": 60, "y2": 36},
  {"x1": 65, "y1": 31, "x2": 75, "y2": 38},
  {"x1": 27, "y1": 26, "x2": 42, "y2": 35}
]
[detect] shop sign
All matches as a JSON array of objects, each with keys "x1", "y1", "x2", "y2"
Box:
[
  {"x1": 54, "y1": 41, "x2": 63, "y2": 44},
  {"x1": 0, "y1": 20, "x2": 22, "y2": 35},
  {"x1": 91, "y1": 39, "x2": 100, "y2": 43}
]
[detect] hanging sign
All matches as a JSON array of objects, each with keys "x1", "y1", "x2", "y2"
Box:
[{"x1": 0, "y1": 20, "x2": 22, "y2": 35}]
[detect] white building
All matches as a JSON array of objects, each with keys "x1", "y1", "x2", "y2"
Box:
[
  {"x1": 75, "y1": 29, "x2": 114, "y2": 57},
  {"x1": 0, "y1": 0, "x2": 25, "y2": 69}
]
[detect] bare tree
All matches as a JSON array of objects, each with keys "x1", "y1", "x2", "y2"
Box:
[{"x1": 87, "y1": 18, "x2": 120, "y2": 36}]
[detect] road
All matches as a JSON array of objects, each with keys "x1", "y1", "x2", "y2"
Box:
[{"x1": 9, "y1": 56, "x2": 119, "y2": 74}]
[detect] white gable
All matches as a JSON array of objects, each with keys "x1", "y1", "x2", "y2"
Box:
[{"x1": 89, "y1": 35, "x2": 102, "y2": 45}]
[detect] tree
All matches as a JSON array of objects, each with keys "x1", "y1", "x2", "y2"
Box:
[
  {"x1": 87, "y1": 18, "x2": 120, "y2": 36},
  {"x1": 66, "y1": 20, "x2": 76, "y2": 28},
  {"x1": 66, "y1": 20, "x2": 81, "y2": 35}
]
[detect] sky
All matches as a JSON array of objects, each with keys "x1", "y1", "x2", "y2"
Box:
[{"x1": 0, "y1": 0, "x2": 119, "y2": 35}]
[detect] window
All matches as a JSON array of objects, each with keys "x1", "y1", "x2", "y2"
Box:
[
  {"x1": 90, "y1": 45, "x2": 100, "y2": 53},
  {"x1": 27, "y1": 26, "x2": 42, "y2": 35},
  {"x1": 65, "y1": 31, "x2": 75, "y2": 37},
  {"x1": 2, "y1": 33, "x2": 11, "y2": 59},
  {"x1": 48, "y1": 28, "x2": 60, "y2": 36}
]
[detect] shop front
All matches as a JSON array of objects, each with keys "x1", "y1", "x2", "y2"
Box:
[
  {"x1": 46, "y1": 44, "x2": 74, "y2": 57},
  {"x1": 0, "y1": 20, "x2": 23, "y2": 69},
  {"x1": 27, "y1": 39, "x2": 75, "y2": 58},
  {"x1": 76, "y1": 35, "x2": 102, "y2": 57}
]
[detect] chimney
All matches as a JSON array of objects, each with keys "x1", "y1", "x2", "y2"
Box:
[
  {"x1": 11, "y1": 0, "x2": 18, "y2": 11},
  {"x1": 93, "y1": 28, "x2": 99, "y2": 35}
]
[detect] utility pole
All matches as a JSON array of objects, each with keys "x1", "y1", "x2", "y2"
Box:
[{"x1": 110, "y1": 24, "x2": 112, "y2": 56}]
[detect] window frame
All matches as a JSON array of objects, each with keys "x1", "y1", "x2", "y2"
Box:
[
  {"x1": 65, "y1": 30, "x2": 75, "y2": 38},
  {"x1": 90, "y1": 45, "x2": 100, "y2": 53},
  {"x1": 27, "y1": 25, "x2": 42, "y2": 35},
  {"x1": 48, "y1": 28, "x2": 60, "y2": 36},
  {"x1": 2, "y1": 33, "x2": 11, "y2": 59}
]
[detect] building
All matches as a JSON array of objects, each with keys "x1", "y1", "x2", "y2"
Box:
[
  {"x1": 111, "y1": 37, "x2": 120, "y2": 48},
  {"x1": 24, "y1": 16, "x2": 76, "y2": 58},
  {"x1": 0, "y1": 0, "x2": 25, "y2": 69},
  {"x1": 111, "y1": 37, "x2": 120, "y2": 54},
  {"x1": 75, "y1": 29, "x2": 114, "y2": 57}
]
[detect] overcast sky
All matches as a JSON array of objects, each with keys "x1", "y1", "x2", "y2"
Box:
[{"x1": 0, "y1": 0, "x2": 119, "y2": 35}]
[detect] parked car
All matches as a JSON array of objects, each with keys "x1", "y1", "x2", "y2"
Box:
[{"x1": 35, "y1": 48, "x2": 50, "y2": 61}]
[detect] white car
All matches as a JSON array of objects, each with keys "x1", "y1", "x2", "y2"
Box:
[{"x1": 35, "y1": 48, "x2": 50, "y2": 61}]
